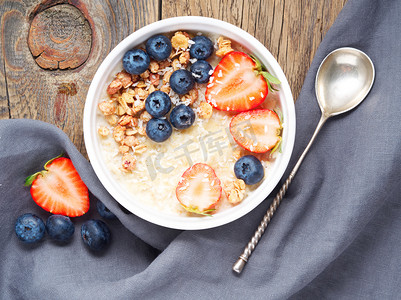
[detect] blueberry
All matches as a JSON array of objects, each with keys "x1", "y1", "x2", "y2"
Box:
[
  {"x1": 170, "y1": 104, "x2": 195, "y2": 129},
  {"x1": 190, "y1": 60, "x2": 213, "y2": 84},
  {"x1": 145, "y1": 91, "x2": 172, "y2": 118},
  {"x1": 189, "y1": 35, "x2": 214, "y2": 60},
  {"x1": 46, "y1": 215, "x2": 75, "y2": 242},
  {"x1": 146, "y1": 34, "x2": 172, "y2": 61},
  {"x1": 123, "y1": 49, "x2": 150, "y2": 75},
  {"x1": 170, "y1": 69, "x2": 195, "y2": 95},
  {"x1": 81, "y1": 220, "x2": 111, "y2": 251},
  {"x1": 96, "y1": 200, "x2": 117, "y2": 220},
  {"x1": 234, "y1": 155, "x2": 265, "y2": 185},
  {"x1": 146, "y1": 118, "x2": 172, "y2": 142},
  {"x1": 15, "y1": 213, "x2": 45, "y2": 244}
]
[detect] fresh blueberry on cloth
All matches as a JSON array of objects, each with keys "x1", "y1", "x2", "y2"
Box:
[
  {"x1": 46, "y1": 215, "x2": 75, "y2": 242},
  {"x1": 15, "y1": 213, "x2": 46, "y2": 243},
  {"x1": 81, "y1": 219, "x2": 111, "y2": 251},
  {"x1": 97, "y1": 200, "x2": 117, "y2": 220}
]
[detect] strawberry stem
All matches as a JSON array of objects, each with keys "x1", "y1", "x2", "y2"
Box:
[
  {"x1": 250, "y1": 54, "x2": 281, "y2": 92},
  {"x1": 182, "y1": 205, "x2": 215, "y2": 217},
  {"x1": 24, "y1": 153, "x2": 64, "y2": 186},
  {"x1": 274, "y1": 108, "x2": 284, "y2": 124},
  {"x1": 270, "y1": 136, "x2": 282, "y2": 156},
  {"x1": 269, "y1": 109, "x2": 284, "y2": 156},
  {"x1": 44, "y1": 153, "x2": 63, "y2": 170},
  {"x1": 24, "y1": 171, "x2": 45, "y2": 186},
  {"x1": 251, "y1": 54, "x2": 263, "y2": 70}
]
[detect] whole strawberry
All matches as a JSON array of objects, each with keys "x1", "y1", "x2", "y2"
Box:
[{"x1": 25, "y1": 155, "x2": 90, "y2": 217}]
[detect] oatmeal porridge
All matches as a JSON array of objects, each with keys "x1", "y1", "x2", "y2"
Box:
[{"x1": 96, "y1": 30, "x2": 283, "y2": 217}]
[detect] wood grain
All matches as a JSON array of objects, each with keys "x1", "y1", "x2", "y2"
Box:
[
  {"x1": 0, "y1": 0, "x2": 346, "y2": 156},
  {"x1": 28, "y1": 4, "x2": 92, "y2": 70},
  {"x1": 162, "y1": 0, "x2": 348, "y2": 100},
  {"x1": 0, "y1": 0, "x2": 159, "y2": 155}
]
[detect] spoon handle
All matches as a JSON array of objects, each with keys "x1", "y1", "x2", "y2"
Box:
[{"x1": 232, "y1": 115, "x2": 328, "y2": 274}]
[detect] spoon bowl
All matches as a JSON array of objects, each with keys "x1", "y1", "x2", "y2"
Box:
[{"x1": 315, "y1": 47, "x2": 375, "y2": 116}]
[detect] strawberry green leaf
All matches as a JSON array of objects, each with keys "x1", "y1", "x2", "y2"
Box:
[
  {"x1": 260, "y1": 72, "x2": 280, "y2": 93},
  {"x1": 24, "y1": 172, "x2": 44, "y2": 186},
  {"x1": 268, "y1": 109, "x2": 283, "y2": 156},
  {"x1": 182, "y1": 205, "x2": 215, "y2": 217},
  {"x1": 249, "y1": 54, "x2": 263, "y2": 71},
  {"x1": 249, "y1": 54, "x2": 281, "y2": 92},
  {"x1": 273, "y1": 108, "x2": 284, "y2": 124},
  {"x1": 270, "y1": 136, "x2": 282, "y2": 156},
  {"x1": 266, "y1": 80, "x2": 278, "y2": 93},
  {"x1": 260, "y1": 71, "x2": 281, "y2": 85},
  {"x1": 25, "y1": 154, "x2": 64, "y2": 186}
]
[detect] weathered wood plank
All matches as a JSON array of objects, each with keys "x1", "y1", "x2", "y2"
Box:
[
  {"x1": 0, "y1": 0, "x2": 159, "y2": 155},
  {"x1": 28, "y1": 4, "x2": 92, "y2": 70},
  {"x1": 162, "y1": 0, "x2": 347, "y2": 100},
  {"x1": 0, "y1": 0, "x2": 347, "y2": 156}
]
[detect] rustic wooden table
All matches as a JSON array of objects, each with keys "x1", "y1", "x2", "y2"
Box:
[{"x1": 0, "y1": 0, "x2": 347, "y2": 156}]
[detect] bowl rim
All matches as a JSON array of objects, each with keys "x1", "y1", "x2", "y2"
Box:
[{"x1": 84, "y1": 16, "x2": 296, "y2": 230}]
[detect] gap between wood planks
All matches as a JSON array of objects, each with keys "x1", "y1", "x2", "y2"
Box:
[{"x1": 0, "y1": 0, "x2": 347, "y2": 156}]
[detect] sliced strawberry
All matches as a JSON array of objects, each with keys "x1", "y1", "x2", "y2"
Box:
[
  {"x1": 176, "y1": 163, "x2": 222, "y2": 216},
  {"x1": 230, "y1": 109, "x2": 282, "y2": 153},
  {"x1": 25, "y1": 156, "x2": 89, "y2": 217},
  {"x1": 206, "y1": 52, "x2": 266, "y2": 112},
  {"x1": 205, "y1": 52, "x2": 280, "y2": 112}
]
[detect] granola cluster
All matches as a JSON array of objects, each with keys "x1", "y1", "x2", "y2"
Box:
[
  {"x1": 216, "y1": 37, "x2": 234, "y2": 57},
  {"x1": 97, "y1": 31, "x2": 224, "y2": 172},
  {"x1": 225, "y1": 179, "x2": 246, "y2": 204},
  {"x1": 97, "y1": 31, "x2": 250, "y2": 206}
]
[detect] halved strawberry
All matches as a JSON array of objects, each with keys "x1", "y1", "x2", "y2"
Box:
[
  {"x1": 176, "y1": 163, "x2": 222, "y2": 216},
  {"x1": 205, "y1": 51, "x2": 280, "y2": 112},
  {"x1": 230, "y1": 109, "x2": 282, "y2": 153},
  {"x1": 25, "y1": 156, "x2": 89, "y2": 217}
]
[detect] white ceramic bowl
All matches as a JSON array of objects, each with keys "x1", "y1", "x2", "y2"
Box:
[{"x1": 84, "y1": 16, "x2": 295, "y2": 230}]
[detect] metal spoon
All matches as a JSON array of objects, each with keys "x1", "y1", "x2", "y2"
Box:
[{"x1": 233, "y1": 47, "x2": 375, "y2": 274}]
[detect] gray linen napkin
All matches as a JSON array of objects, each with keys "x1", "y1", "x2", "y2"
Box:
[{"x1": 1, "y1": 0, "x2": 401, "y2": 298}]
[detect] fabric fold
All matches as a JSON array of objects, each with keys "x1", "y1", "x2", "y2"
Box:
[{"x1": 1, "y1": 0, "x2": 401, "y2": 298}]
